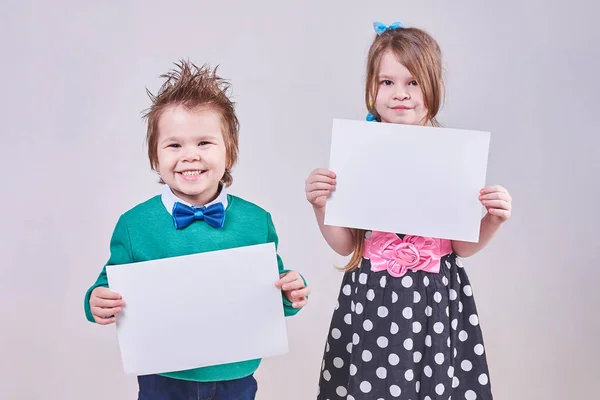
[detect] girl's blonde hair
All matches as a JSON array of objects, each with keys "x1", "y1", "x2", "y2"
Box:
[{"x1": 344, "y1": 24, "x2": 445, "y2": 272}]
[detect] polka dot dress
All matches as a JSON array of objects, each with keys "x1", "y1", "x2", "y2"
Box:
[{"x1": 317, "y1": 232, "x2": 493, "y2": 399}]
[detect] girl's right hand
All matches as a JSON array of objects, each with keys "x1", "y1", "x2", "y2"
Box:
[
  {"x1": 305, "y1": 168, "x2": 337, "y2": 209},
  {"x1": 90, "y1": 287, "x2": 125, "y2": 325}
]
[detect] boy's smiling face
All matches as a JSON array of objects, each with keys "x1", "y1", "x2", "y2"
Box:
[{"x1": 155, "y1": 105, "x2": 227, "y2": 206}]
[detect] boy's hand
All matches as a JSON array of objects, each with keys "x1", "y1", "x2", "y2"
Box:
[
  {"x1": 275, "y1": 271, "x2": 310, "y2": 309},
  {"x1": 89, "y1": 287, "x2": 125, "y2": 325}
]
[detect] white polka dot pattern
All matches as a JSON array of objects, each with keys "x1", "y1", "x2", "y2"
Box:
[{"x1": 317, "y1": 247, "x2": 492, "y2": 399}]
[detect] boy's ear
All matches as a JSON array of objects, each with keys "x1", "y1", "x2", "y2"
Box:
[{"x1": 153, "y1": 165, "x2": 165, "y2": 184}]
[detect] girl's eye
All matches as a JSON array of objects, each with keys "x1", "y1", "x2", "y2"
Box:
[
  {"x1": 381, "y1": 80, "x2": 393, "y2": 86},
  {"x1": 168, "y1": 143, "x2": 181, "y2": 148},
  {"x1": 409, "y1": 80, "x2": 418, "y2": 86},
  {"x1": 199, "y1": 141, "x2": 211, "y2": 146}
]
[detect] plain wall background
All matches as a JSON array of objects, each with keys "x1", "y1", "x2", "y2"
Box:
[{"x1": 1, "y1": 1, "x2": 598, "y2": 399}]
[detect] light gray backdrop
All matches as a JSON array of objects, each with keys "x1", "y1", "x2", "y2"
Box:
[{"x1": 1, "y1": 1, "x2": 598, "y2": 399}]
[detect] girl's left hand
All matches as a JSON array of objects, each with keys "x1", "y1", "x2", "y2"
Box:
[
  {"x1": 275, "y1": 271, "x2": 310, "y2": 309},
  {"x1": 479, "y1": 185, "x2": 512, "y2": 225}
]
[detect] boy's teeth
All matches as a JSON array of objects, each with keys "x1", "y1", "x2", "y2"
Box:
[{"x1": 182, "y1": 170, "x2": 202, "y2": 176}]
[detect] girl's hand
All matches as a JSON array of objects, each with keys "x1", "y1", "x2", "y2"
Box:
[
  {"x1": 479, "y1": 185, "x2": 512, "y2": 225},
  {"x1": 305, "y1": 168, "x2": 336, "y2": 209},
  {"x1": 89, "y1": 287, "x2": 125, "y2": 325},
  {"x1": 275, "y1": 271, "x2": 310, "y2": 309}
]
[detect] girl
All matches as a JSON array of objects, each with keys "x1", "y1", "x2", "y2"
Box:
[{"x1": 306, "y1": 22, "x2": 511, "y2": 399}]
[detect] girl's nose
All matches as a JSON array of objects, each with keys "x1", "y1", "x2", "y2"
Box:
[{"x1": 394, "y1": 86, "x2": 410, "y2": 101}]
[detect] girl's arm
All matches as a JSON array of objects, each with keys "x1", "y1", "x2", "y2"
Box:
[
  {"x1": 452, "y1": 184, "x2": 512, "y2": 257},
  {"x1": 451, "y1": 214, "x2": 502, "y2": 257},
  {"x1": 306, "y1": 168, "x2": 355, "y2": 256},
  {"x1": 312, "y1": 205, "x2": 355, "y2": 256}
]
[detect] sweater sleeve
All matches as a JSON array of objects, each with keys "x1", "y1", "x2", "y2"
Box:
[
  {"x1": 84, "y1": 215, "x2": 134, "y2": 323},
  {"x1": 266, "y1": 212, "x2": 307, "y2": 317}
]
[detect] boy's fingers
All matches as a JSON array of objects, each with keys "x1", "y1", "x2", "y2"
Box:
[
  {"x1": 282, "y1": 280, "x2": 304, "y2": 291},
  {"x1": 278, "y1": 272, "x2": 299, "y2": 284},
  {"x1": 95, "y1": 288, "x2": 122, "y2": 300},
  {"x1": 291, "y1": 288, "x2": 311, "y2": 299},
  {"x1": 293, "y1": 298, "x2": 308, "y2": 308},
  {"x1": 94, "y1": 316, "x2": 116, "y2": 325},
  {"x1": 93, "y1": 306, "x2": 122, "y2": 318},
  {"x1": 94, "y1": 298, "x2": 125, "y2": 308}
]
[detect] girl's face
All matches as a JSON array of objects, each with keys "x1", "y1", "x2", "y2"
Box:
[{"x1": 374, "y1": 50, "x2": 428, "y2": 126}]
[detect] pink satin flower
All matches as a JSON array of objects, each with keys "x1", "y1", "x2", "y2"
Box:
[{"x1": 364, "y1": 231, "x2": 452, "y2": 277}]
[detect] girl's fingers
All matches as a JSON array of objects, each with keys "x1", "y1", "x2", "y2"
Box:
[
  {"x1": 488, "y1": 208, "x2": 511, "y2": 219},
  {"x1": 480, "y1": 185, "x2": 507, "y2": 195},
  {"x1": 481, "y1": 200, "x2": 510, "y2": 210},
  {"x1": 309, "y1": 182, "x2": 335, "y2": 192},
  {"x1": 479, "y1": 192, "x2": 511, "y2": 202},
  {"x1": 307, "y1": 190, "x2": 331, "y2": 201},
  {"x1": 311, "y1": 168, "x2": 336, "y2": 179}
]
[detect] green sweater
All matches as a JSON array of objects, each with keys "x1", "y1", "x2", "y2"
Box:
[{"x1": 84, "y1": 194, "x2": 303, "y2": 382}]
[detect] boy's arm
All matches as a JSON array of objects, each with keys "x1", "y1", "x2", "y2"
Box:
[
  {"x1": 266, "y1": 212, "x2": 307, "y2": 317},
  {"x1": 84, "y1": 215, "x2": 134, "y2": 323}
]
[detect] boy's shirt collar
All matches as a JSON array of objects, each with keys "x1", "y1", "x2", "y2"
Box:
[{"x1": 161, "y1": 185, "x2": 228, "y2": 216}]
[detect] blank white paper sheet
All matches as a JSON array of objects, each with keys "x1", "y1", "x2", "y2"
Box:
[
  {"x1": 106, "y1": 242, "x2": 289, "y2": 376},
  {"x1": 324, "y1": 119, "x2": 490, "y2": 242}
]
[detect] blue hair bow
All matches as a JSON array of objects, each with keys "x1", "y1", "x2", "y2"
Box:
[{"x1": 373, "y1": 21, "x2": 404, "y2": 35}]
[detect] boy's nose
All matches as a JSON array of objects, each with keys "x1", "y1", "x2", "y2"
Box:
[{"x1": 181, "y1": 148, "x2": 201, "y2": 162}]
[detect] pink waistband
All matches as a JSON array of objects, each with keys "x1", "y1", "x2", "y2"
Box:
[{"x1": 364, "y1": 231, "x2": 452, "y2": 278}]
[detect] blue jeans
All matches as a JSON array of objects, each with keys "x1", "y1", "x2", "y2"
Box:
[{"x1": 137, "y1": 374, "x2": 257, "y2": 400}]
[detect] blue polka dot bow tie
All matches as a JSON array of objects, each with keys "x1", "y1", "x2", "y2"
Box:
[{"x1": 172, "y1": 202, "x2": 226, "y2": 229}]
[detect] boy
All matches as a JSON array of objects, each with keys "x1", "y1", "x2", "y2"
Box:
[{"x1": 84, "y1": 60, "x2": 309, "y2": 400}]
